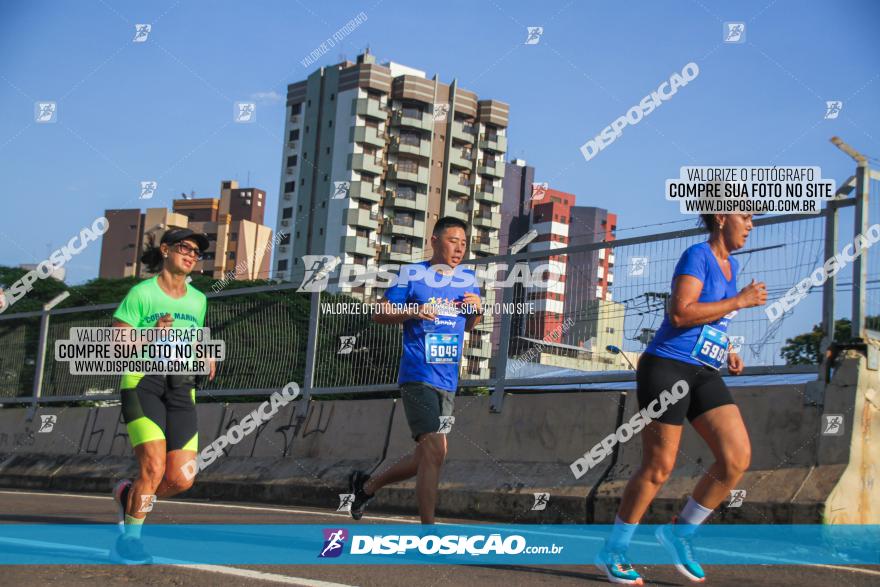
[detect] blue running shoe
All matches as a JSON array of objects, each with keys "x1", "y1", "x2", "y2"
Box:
[
  {"x1": 655, "y1": 522, "x2": 706, "y2": 582},
  {"x1": 594, "y1": 545, "x2": 644, "y2": 585},
  {"x1": 110, "y1": 535, "x2": 153, "y2": 565}
]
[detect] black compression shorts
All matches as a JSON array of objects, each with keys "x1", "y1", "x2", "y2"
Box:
[
  {"x1": 636, "y1": 352, "x2": 735, "y2": 425},
  {"x1": 121, "y1": 374, "x2": 198, "y2": 452}
]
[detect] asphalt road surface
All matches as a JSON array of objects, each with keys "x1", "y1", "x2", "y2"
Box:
[{"x1": 0, "y1": 489, "x2": 877, "y2": 587}]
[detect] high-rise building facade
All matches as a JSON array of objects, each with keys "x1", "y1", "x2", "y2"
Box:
[
  {"x1": 273, "y1": 50, "x2": 509, "y2": 378},
  {"x1": 273, "y1": 50, "x2": 509, "y2": 294},
  {"x1": 99, "y1": 180, "x2": 273, "y2": 281}
]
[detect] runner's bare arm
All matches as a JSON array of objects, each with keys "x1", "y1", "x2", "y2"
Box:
[{"x1": 668, "y1": 275, "x2": 766, "y2": 328}]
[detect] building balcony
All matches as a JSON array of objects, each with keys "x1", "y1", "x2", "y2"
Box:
[
  {"x1": 393, "y1": 136, "x2": 431, "y2": 159},
  {"x1": 451, "y1": 121, "x2": 477, "y2": 143},
  {"x1": 448, "y1": 175, "x2": 472, "y2": 197},
  {"x1": 349, "y1": 180, "x2": 383, "y2": 203},
  {"x1": 475, "y1": 185, "x2": 503, "y2": 204},
  {"x1": 355, "y1": 98, "x2": 388, "y2": 120},
  {"x1": 479, "y1": 133, "x2": 507, "y2": 152},
  {"x1": 471, "y1": 234, "x2": 495, "y2": 254},
  {"x1": 450, "y1": 149, "x2": 475, "y2": 169},
  {"x1": 343, "y1": 235, "x2": 379, "y2": 257},
  {"x1": 352, "y1": 126, "x2": 386, "y2": 149},
  {"x1": 385, "y1": 217, "x2": 426, "y2": 238},
  {"x1": 394, "y1": 108, "x2": 433, "y2": 131},
  {"x1": 478, "y1": 160, "x2": 505, "y2": 178},
  {"x1": 380, "y1": 242, "x2": 422, "y2": 263},
  {"x1": 445, "y1": 203, "x2": 470, "y2": 222},
  {"x1": 473, "y1": 210, "x2": 498, "y2": 229},
  {"x1": 351, "y1": 153, "x2": 384, "y2": 175},
  {"x1": 344, "y1": 208, "x2": 379, "y2": 230},
  {"x1": 389, "y1": 190, "x2": 428, "y2": 211},
  {"x1": 389, "y1": 164, "x2": 429, "y2": 185}
]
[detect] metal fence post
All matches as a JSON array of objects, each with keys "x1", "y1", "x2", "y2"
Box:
[
  {"x1": 490, "y1": 270, "x2": 516, "y2": 413},
  {"x1": 295, "y1": 290, "x2": 321, "y2": 421},
  {"x1": 820, "y1": 201, "x2": 839, "y2": 357},
  {"x1": 852, "y1": 163, "x2": 870, "y2": 339},
  {"x1": 28, "y1": 309, "x2": 51, "y2": 419}
]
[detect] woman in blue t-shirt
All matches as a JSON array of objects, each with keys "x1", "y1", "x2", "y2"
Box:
[{"x1": 595, "y1": 214, "x2": 767, "y2": 585}]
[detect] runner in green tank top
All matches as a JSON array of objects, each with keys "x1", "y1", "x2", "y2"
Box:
[{"x1": 109, "y1": 228, "x2": 212, "y2": 564}]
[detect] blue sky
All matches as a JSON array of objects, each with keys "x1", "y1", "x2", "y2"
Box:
[{"x1": 1, "y1": 0, "x2": 878, "y2": 292}]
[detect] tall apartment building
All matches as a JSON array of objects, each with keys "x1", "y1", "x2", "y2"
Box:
[
  {"x1": 273, "y1": 49, "x2": 509, "y2": 291},
  {"x1": 523, "y1": 187, "x2": 575, "y2": 341},
  {"x1": 565, "y1": 206, "x2": 617, "y2": 348},
  {"x1": 273, "y1": 50, "x2": 509, "y2": 378},
  {"x1": 100, "y1": 180, "x2": 273, "y2": 281},
  {"x1": 499, "y1": 159, "x2": 535, "y2": 254}
]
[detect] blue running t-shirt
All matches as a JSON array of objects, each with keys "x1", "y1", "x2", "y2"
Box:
[
  {"x1": 646, "y1": 242, "x2": 739, "y2": 366},
  {"x1": 384, "y1": 261, "x2": 480, "y2": 393}
]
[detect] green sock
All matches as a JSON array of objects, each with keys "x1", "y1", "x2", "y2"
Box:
[{"x1": 123, "y1": 514, "x2": 145, "y2": 539}]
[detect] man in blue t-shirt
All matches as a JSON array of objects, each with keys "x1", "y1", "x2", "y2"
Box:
[{"x1": 347, "y1": 217, "x2": 483, "y2": 524}]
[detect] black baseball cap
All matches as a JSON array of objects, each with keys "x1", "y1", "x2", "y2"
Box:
[{"x1": 161, "y1": 228, "x2": 210, "y2": 252}]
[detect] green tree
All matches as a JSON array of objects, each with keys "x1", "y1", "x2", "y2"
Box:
[{"x1": 781, "y1": 318, "x2": 852, "y2": 365}]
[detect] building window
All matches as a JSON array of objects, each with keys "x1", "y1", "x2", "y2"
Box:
[
  {"x1": 291, "y1": 103, "x2": 302, "y2": 115},
  {"x1": 326, "y1": 147, "x2": 330, "y2": 154},
  {"x1": 278, "y1": 259, "x2": 288, "y2": 271},
  {"x1": 319, "y1": 228, "x2": 323, "y2": 235},
  {"x1": 298, "y1": 205, "x2": 302, "y2": 212},
  {"x1": 307, "y1": 99, "x2": 311, "y2": 107},
  {"x1": 287, "y1": 155, "x2": 298, "y2": 167},
  {"x1": 228, "y1": 252, "x2": 236, "y2": 260},
  {"x1": 282, "y1": 207, "x2": 293, "y2": 219},
  {"x1": 330, "y1": 93, "x2": 335, "y2": 100},
  {"x1": 328, "y1": 120, "x2": 333, "y2": 128},
  {"x1": 305, "y1": 126, "x2": 309, "y2": 134},
  {"x1": 230, "y1": 232, "x2": 238, "y2": 241},
  {"x1": 284, "y1": 181, "x2": 296, "y2": 193},
  {"x1": 606, "y1": 327, "x2": 615, "y2": 333},
  {"x1": 289, "y1": 129, "x2": 299, "y2": 141}
]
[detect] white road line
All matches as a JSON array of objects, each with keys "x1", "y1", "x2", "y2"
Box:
[
  {"x1": 0, "y1": 536, "x2": 355, "y2": 587},
  {"x1": 2, "y1": 490, "x2": 879, "y2": 577},
  {"x1": 0, "y1": 489, "x2": 418, "y2": 523}
]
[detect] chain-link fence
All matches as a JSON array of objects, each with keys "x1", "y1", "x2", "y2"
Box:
[{"x1": 1, "y1": 165, "x2": 873, "y2": 411}]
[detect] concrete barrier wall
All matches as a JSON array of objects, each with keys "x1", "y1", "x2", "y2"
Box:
[
  {"x1": 593, "y1": 384, "x2": 823, "y2": 523},
  {"x1": 0, "y1": 342, "x2": 877, "y2": 523},
  {"x1": 375, "y1": 392, "x2": 623, "y2": 522}
]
